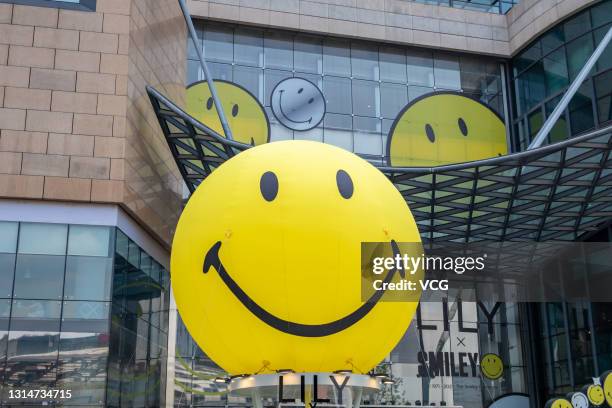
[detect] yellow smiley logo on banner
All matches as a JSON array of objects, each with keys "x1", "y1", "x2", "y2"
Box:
[
  {"x1": 171, "y1": 140, "x2": 422, "y2": 375},
  {"x1": 545, "y1": 398, "x2": 573, "y2": 408},
  {"x1": 583, "y1": 382, "x2": 606, "y2": 407},
  {"x1": 187, "y1": 80, "x2": 270, "y2": 146},
  {"x1": 602, "y1": 371, "x2": 612, "y2": 407},
  {"x1": 387, "y1": 92, "x2": 507, "y2": 167}
]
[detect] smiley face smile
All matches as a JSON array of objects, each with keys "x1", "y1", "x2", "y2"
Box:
[{"x1": 203, "y1": 239, "x2": 405, "y2": 338}]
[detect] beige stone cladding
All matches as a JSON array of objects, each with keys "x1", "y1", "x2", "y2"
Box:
[
  {"x1": 186, "y1": 0, "x2": 600, "y2": 56},
  {"x1": 0, "y1": 0, "x2": 186, "y2": 247}
]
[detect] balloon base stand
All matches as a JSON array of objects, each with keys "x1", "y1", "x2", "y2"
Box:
[{"x1": 228, "y1": 373, "x2": 381, "y2": 408}]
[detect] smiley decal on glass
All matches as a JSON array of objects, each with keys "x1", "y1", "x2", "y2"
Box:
[
  {"x1": 187, "y1": 80, "x2": 270, "y2": 146},
  {"x1": 271, "y1": 77, "x2": 326, "y2": 132},
  {"x1": 387, "y1": 92, "x2": 508, "y2": 167}
]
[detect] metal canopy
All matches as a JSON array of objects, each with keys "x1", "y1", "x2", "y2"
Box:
[{"x1": 147, "y1": 86, "x2": 612, "y2": 243}]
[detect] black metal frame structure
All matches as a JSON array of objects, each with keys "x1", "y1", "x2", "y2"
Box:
[{"x1": 147, "y1": 86, "x2": 612, "y2": 243}]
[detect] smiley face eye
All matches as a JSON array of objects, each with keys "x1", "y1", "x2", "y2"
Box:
[
  {"x1": 260, "y1": 171, "x2": 278, "y2": 202},
  {"x1": 336, "y1": 170, "x2": 353, "y2": 199},
  {"x1": 206, "y1": 97, "x2": 214, "y2": 110},
  {"x1": 232, "y1": 104, "x2": 239, "y2": 117},
  {"x1": 425, "y1": 124, "x2": 435, "y2": 143},
  {"x1": 458, "y1": 117, "x2": 468, "y2": 136}
]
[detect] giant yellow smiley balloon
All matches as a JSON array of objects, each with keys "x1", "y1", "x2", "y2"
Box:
[
  {"x1": 387, "y1": 92, "x2": 508, "y2": 167},
  {"x1": 171, "y1": 140, "x2": 422, "y2": 375},
  {"x1": 187, "y1": 80, "x2": 270, "y2": 146}
]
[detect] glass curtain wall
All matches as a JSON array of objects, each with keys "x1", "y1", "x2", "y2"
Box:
[
  {"x1": 188, "y1": 22, "x2": 504, "y2": 164},
  {"x1": 531, "y1": 223, "x2": 612, "y2": 402},
  {"x1": 0, "y1": 222, "x2": 169, "y2": 407},
  {"x1": 510, "y1": 0, "x2": 612, "y2": 151},
  {"x1": 106, "y1": 229, "x2": 171, "y2": 408},
  {"x1": 0, "y1": 222, "x2": 113, "y2": 407},
  {"x1": 410, "y1": 0, "x2": 519, "y2": 14}
]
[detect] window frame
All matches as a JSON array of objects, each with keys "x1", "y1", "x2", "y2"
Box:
[{"x1": 0, "y1": 0, "x2": 96, "y2": 12}]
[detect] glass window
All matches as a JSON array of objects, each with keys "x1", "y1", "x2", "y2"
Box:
[
  {"x1": 566, "y1": 33, "x2": 594, "y2": 81},
  {"x1": 209, "y1": 62, "x2": 233, "y2": 82},
  {"x1": 324, "y1": 114, "x2": 353, "y2": 151},
  {"x1": 351, "y1": 43, "x2": 379, "y2": 81},
  {"x1": 564, "y1": 10, "x2": 591, "y2": 42},
  {"x1": 294, "y1": 35, "x2": 322, "y2": 74},
  {"x1": 234, "y1": 65, "x2": 264, "y2": 103},
  {"x1": 381, "y1": 82, "x2": 408, "y2": 119},
  {"x1": 541, "y1": 26, "x2": 565, "y2": 55},
  {"x1": 62, "y1": 301, "x2": 110, "y2": 332},
  {"x1": 10, "y1": 299, "x2": 62, "y2": 330},
  {"x1": 323, "y1": 76, "x2": 352, "y2": 115},
  {"x1": 594, "y1": 24, "x2": 612, "y2": 72},
  {"x1": 0, "y1": 253, "x2": 15, "y2": 298},
  {"x1": 380, "y1": 46, "x2": 407, "y2": 83},
  {"x1": 264, "y1": 31, "x2": 293, "y2": 70},
  {"x1": 116, "y1": 229, "x2": 128, "y2": 260},
  {"x1": 514, "y1": 41, "x2": 542, "y2": 75},
  {"x1": 594, "y1": 70, "x2": 612, "y2": 124},
  {"x1": 528, "y1": 108, "x2": 544, "y2": 140},
  {"x1": 352, "y1": 80, "x2": 380, "y2": 117},
  {"x1": 408, "y1": 85, "x2": 434, "y2": 101},
  {"x1": 203, "y1": 25, "x2": 233, "y2": 63},
  {"x1": 542, "y1": 47, "x2": 569, "y2": 96},
  {"x1": 591, "y1": 1, "x2": 612, "y2": 28},
  {"x1": 545, "y1": 96, "x2": 569, "y2": 143},
  {"x1": 67, "y1": 225, "x2": 111, "y2": 257},
  {"x1": 18, "y1": 223, "x2": 67, "y2": 255},
  {"x1": 434, "y1": 54, "x2": 461, "y2": 90},
  {"x1": 14, "y1": 254, "x2": 65, "y2": 300},
  {"x1": 187, "y1": 26, "x2": 203, "y2": 61},
  {"x1": 569, "y1": 80, "x2": 595, "y2": 134},
  {"x1": 64, "y1": 256, "x2": 113, "y2": 301},
  {"x1": 235, "y1": 27, "x2": 263, "y2": 67},
  {"x1": 323, "y1": 38, "x2": 351, "y2": 77},
  {"x1": 353, "y1": 116, "x2": 382, "y2": 156},
  {"x1": 407, "y1": 49, "x2": 434, "y2": 87},
  {"x1": 265, "y1": 70, "x2": 292, "y2": 107},
  {"x1": 0, "y1": 222, "x2": 18, "y2": 253}
]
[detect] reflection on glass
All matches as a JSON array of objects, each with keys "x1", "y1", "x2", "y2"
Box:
[
  {"x1": 67, "y1": 225, "x2": 111, "y2": 257},
  {"x1": 352, "y1": 80, "x2": 380, "y2": 117},
  {"x1": 234, "y1": 65, "x2": 264, "y2": 103},
  {"x1": 434, "y1": 54, "x2": 461, "y2": 90},
  {"x1": 351, "y1": 43, "x2": 379, "y2": 81},
  {"x1": 0, "y1": 254, "x2": 15, "y2": 298},
  {"x1": 235, "y1": 27, "x2": 263, "y2": 67},
  {"x1": 323, "y1": 38, "x2": 351, "y2": 76},
  {"x1": 324, "y1": 114, "x2": 353, "y2": 151},
  {"x1": 64, "y1": 256, "x2": 113, "y2": 301},
  {"x1": 594, "y1": 69, "x2": 612, "y2": 125},
  {"x1": 542, "y1": 48, "x2": 568, "y2": 96},
  {"x1": 569, "y1": 80, "x2": 595, "y2": 134},
  {"x1": 566, "y1": 33, "x2": 594, "y2": 81},
  {"x1": 264, "y1": 31, "x2": 293, "y2": 70},
  {"x1": 14, "y1": 255, "x2": 65, "y2": 300},
  {"x1": 381, "y1": 83, "x2": 408, "y2": 119},
  {"x1": 265, "y1": 70, "x2": 292, "y2": 107},
  {"x1": 353, "y1": 116, "x2": 382, "y2": 156},
  {"x1": 204, "y1": 26, "x2": 233, "y2": 63},
  {"x1": 294, "y1": 36, "x2": 322, "y2": 74},
  {"x1": 323, "y1": 76, "x2": 352, "y2": 115},
  {"x1": 407, "y1": 50, "x2": 434, "y2": 87},
  {"x1": 380, "y1": 46, "x2": 407, "y2": 83},
  {"x1": 0, "y1": 222, "x2": 18, "y2": 253},
  {"x1": 18, "y1": 223, "x2": 67, "y2": 255}
]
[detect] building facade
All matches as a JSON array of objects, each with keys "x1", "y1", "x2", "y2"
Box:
[{"x1": 0, "y1": 0, "x2": 610, "y2": 407}]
